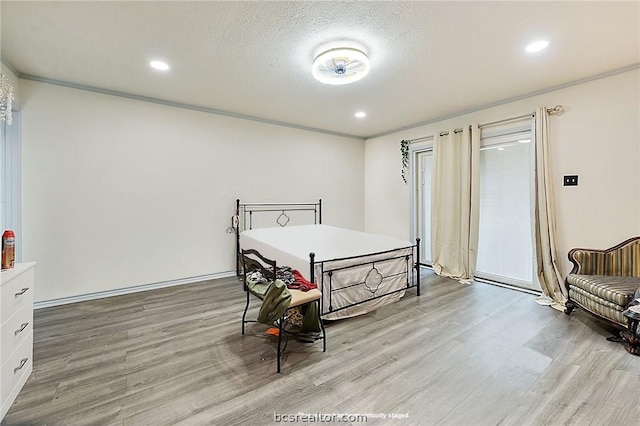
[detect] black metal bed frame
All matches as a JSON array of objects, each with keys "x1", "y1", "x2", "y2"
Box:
[
  {"x1": 311, "y1": 244, "x2": 420, "y2": 316},
  {"x1": 234, "y1": 199, "x2": 421, "y2": 317},
  {"x1": 235, "y1": 199, "x2": 322, "y2": 276}
]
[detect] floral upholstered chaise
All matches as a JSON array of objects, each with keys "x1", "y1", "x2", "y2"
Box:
[{"x1": 565, "y1": 236, "x2": 640, "y2": 328}]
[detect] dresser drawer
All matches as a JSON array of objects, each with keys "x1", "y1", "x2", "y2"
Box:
[
  {"x1": 1, "y1": 267, "x2": 34, "y2": 325},
  {"x1": 0, "y1": 331, "x2": 33, "y2": 419},
  {"x1": 0, "y1": 304, "x2": 33, "y2": 366}
]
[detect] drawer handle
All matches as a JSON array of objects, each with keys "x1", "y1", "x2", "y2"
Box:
[
  {"x1": 14, "y1": 358, "x2": 28, "y2": 373},
  {"x1": 14, "y1": 287, "x2": 29, "y2": 297},
  {"x1": 15, "y1": 322, "x2": 29, "y2": 335}
]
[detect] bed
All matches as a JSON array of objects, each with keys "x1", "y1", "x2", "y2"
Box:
[{"x1": 234, "y1": 199, "x2": 421, "y2": 320}]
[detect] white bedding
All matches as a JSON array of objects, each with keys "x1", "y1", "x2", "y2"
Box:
[{"x1": 240, "y1": 225, "x2": 414, "y2": 319}]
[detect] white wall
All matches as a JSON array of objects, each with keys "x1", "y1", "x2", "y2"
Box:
[
  {"x1": 20, "y1": 80, "x2": 364, "y2": 302},
  {"x1": 365, "y1": 69, "x2": 640, "y2": 278}
]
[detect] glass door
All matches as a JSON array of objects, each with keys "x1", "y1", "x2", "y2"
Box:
[
  {"x1": 476, "y1": 129, "x2": 539, "y2": 291},
  {"x1": 415, "y1": 150, "x2": 433, "y2": 266}
]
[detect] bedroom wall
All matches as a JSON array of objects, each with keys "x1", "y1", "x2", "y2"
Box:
[
  {"x1": 20, "y1": 80, "x2": 364, "y2": 302},
  {"x1": 364, "y1": 68, "x2": 640, "y2": 278}
]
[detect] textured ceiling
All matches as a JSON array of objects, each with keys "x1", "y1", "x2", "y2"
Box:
[{"x1": 2, "y1": 1, "x2": 639, "y2": 139}]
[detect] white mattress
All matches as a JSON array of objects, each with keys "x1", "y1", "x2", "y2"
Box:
[
  {"x1": 241, "y1": 225, "x2": 411, "y2": 270},
  {"x1": 240, "y1": 225, "x2": 414, "y2": 319}
]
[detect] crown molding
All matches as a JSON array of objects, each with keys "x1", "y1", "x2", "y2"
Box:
[
  {"x1": 0, "y1": 57, "x2": 20, "y2": 77},
  {"x1": 367, "y1": 63, "x2": 640, "y2": 140},
  {"x1": 18, "y1": 73, "x2": 366, "y2": 141}
]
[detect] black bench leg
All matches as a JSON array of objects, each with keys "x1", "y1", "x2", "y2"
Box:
[
  {"x1": 241, "y1": 291, "x2": 250, "y2": 334},
  {"x1": 317, "y1": 302, "x2": 326, "y2": 352},
  {"x1": 277, "y1": 314, "x2": 284, "y2": 373}
]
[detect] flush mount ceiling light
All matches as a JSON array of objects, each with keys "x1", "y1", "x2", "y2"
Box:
[
  {"x1": 355, "y1": 111, "x2": 366, "y2": 118},
  {"x1": 150, "y1": 60, "x2": 170, "y2": 71},
  {"x1": 312, "y1": 48, "x2": 370, "y2": 85},
  {"x1": 525, "y1": 40, "x2": 549, "y2": 53}
]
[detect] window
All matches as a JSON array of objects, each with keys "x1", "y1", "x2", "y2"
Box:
[{"x1": 1, "y1": 112, "x2": 21, "y2": 261}]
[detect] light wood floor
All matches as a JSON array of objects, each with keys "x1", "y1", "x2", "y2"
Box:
[{"x1": 3, "y1": 272, "x2": 640, "y2": 425}]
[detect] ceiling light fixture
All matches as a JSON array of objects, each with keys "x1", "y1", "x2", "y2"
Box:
[
  {"x1": 312, "y1": 47, "x2": 370, "y2": 85},
  {"x1": 150, "y1": 60, "x2": 170, "y2": 71},
  {"x1": 525, "y1": 40, "x2": 549, "y2": 53},
  {"x1": 355, "y1": 111, "x2": 366, "y2": 118}
]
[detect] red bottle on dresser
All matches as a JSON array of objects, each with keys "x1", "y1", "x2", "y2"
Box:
[{"x1": 2, "y1": 229, "x2": 15, "y2": 270}]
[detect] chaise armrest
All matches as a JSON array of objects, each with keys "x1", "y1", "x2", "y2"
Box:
[{"x1": 568, "y1": 236, "x2": 640, "y2": 277}]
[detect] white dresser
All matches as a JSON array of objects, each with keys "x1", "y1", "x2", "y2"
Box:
[{"x1": 0, "y1": 262, "x2": 35, "y2": 421}]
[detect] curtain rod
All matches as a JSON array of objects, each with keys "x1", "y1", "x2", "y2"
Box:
[
  {"x1": 481, "y1": 105, "x2": 564, "y2": 128},
  {"x1": 404, "y1": 105, "x2": 564, "y2": 142},
  {"x1": 479, "y1": 113, "x2": 533, "y2": 129},
  {"x1": 404, "y1": 135, "x2": 433, "y2": 143},
  {"x1": 439, "y1": 129, "x2": 465, "y2": 137}
]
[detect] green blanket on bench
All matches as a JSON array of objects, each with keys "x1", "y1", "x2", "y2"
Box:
[{"x1": 247, "y1": 278, "x2": 321, "y2": 334}]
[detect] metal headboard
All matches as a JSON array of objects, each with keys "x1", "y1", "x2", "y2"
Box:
[{"x1": 234, "y1": 199, "x2": 322, "y2": 276}]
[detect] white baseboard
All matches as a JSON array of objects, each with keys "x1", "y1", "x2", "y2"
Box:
[{"x1": 33, "y1": 270, "x2": 237, "y2": 310}]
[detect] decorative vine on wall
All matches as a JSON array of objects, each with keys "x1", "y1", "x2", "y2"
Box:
[{"x1": 400, "y1": 139, "x2": 410, "y2": 183}]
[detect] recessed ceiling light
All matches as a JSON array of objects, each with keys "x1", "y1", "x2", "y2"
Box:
[
  {"x1": 525, "y1": 40, "x2": 549, "y2": 53},
  {"x1": 312, "y1": 47, "x2": 370, "y2": 85},
  {"x1": 355, "y1": 111, "x2": 366, "y2": 118},
  {"x1": 497, "y1": 147, "x2": 505, "y2": 151},
  {"x1": 150, "y1": 60, "x2": 169, "y2": 71},
  {"x1": 518, "y1": 139, "x2": 531, "y2": 143}
]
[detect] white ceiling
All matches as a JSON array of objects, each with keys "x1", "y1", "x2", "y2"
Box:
[{"x1": 2, "y1": 1, "x2": 639, "y2": 139}]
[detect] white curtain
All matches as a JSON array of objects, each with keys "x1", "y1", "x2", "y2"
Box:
[
  {"x1": 431, "y1": 125, "x2": 480, "y2": 283},
  {"x1": 533, "y1": 107, "x2": 567, "y2": 311}
]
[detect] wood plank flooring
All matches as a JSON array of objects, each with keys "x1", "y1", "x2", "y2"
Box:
[{"x1": 3, "y1": 272, "x2": 640, "y2": 425}]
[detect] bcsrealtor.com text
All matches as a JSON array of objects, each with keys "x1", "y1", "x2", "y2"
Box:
[{"x1": 273, "y1": 412, "x2": 410, "y2": 422}]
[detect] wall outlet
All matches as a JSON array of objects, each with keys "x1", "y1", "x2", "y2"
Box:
[{"x1": 564, "y1": 175, "x2": 578, "y2": 186}]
